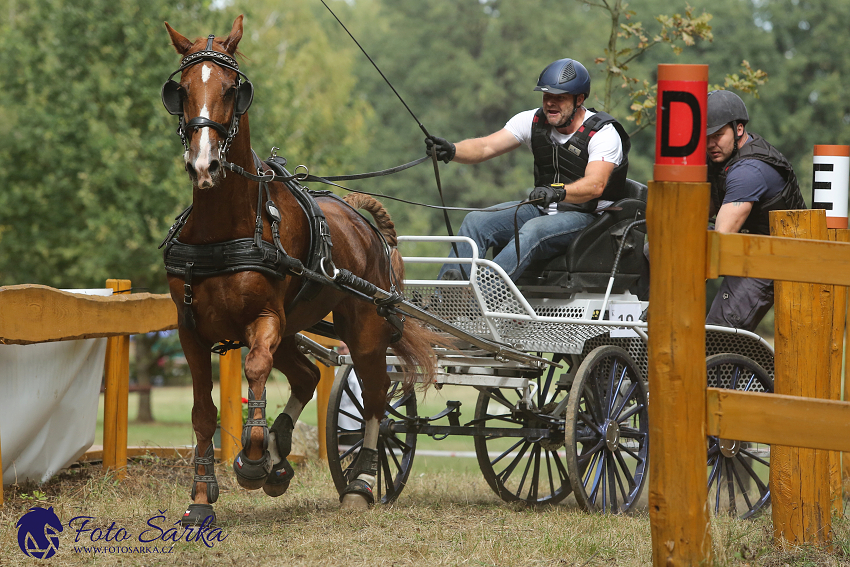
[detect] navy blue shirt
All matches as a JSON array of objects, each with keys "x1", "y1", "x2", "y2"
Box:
[{"x1": 722, "y1": 139, "x2": 785, "y2": 205}]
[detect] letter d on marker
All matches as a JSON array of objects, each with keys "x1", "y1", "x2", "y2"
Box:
[{"x1": 654, "y1": 64, "x2": 708, "y2": 182}]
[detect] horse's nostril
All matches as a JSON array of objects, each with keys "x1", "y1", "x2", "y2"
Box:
[
  {"x1": 209, "y1": 160, "x2": 220, "y2": 175},
  {"x1": 185, "y1": 162, "x2": 197, "y2": 177}
]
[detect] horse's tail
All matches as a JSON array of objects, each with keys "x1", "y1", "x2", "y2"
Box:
[
  {"x1": 344, "y1": 192, "x2": 397, "y2": 247},
  {"x1": 388, "y1": 245, "x2": 451, "y2": 394},
  {"x1": 344, "y1": 192, "x2": 449, "y2": 393}
]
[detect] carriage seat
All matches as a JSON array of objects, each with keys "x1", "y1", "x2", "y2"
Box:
[{"x1": 515, "y1": 179, "x2": 648, "y2": 298}]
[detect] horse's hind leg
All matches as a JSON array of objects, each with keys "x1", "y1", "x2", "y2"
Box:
[
  {"x1": 339, "y1": 335, "x2": 392, "y2": 510},
  {"x1": 180, "y1": 328, "x2": 220, "y2": 526},
  {"x1": 233, "y1": 315, "x2": 281, "y2": 490},
  {"x1": 262, "y1": 336, "x2": 321, "y2": 497}
]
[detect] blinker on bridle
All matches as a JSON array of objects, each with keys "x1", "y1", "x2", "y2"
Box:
[{"x1": 161, "y1": 34, "x2": 254, "y2": 156}]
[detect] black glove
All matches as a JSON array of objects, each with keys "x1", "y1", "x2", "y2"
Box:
[
  {"x1": 529, "y1": 184, "x2": 566, "y2": 207},
  {"x1": 425, "y1": 136, "x2": 456, "y2": 164}
]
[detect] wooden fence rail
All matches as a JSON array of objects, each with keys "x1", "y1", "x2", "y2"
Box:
[
  {"x1": 1, "y1": 281, "x2": 336, "y2": 508},
  {"x1": 650, "y1": 187, "x2": 850, "y2": 565}
]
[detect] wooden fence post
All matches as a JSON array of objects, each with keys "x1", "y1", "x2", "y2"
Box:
[
  {"x1": 648, "y1": 181, "x2": 712, "y2": 566},
  {"x1": 828, "y1": 228, "x2": 849, "y2": 517},
  {"x1": 846, "y1": 292, "x2": 850, "y2": 485},
  {"x1": 218, "y1": 349, "x2": 243, "y2": 464},
  {"x1": 102, "y1": 279, "x2": 131, "y2": 479},
  {"x1": 770, "y1": 210, "x2": 834, "y2": 546}
]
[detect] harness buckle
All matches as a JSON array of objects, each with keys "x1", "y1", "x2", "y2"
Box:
[{"x1": 183, "y1": 284, "x2": 193, "y2": 304}]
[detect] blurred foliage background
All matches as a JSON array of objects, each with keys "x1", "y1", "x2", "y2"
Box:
[{"x1": 1, "y1": 0, "x2": 848, "y2": 318}]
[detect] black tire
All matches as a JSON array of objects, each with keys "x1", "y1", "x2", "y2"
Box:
[
  {"x1": 565, "y1": 345, "x2": 649, "y2": 513},
  {"x1": 473, "y1": 353, "x2": 574, "y2": 506},
  {"x1": 706, "y1": 353, "x2": 773, "y2": 519},
  {"x1": 326, "y1": 365, "x2": 417, "y2": 504}
]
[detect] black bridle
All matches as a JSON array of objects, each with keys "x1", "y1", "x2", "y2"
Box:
[{"x1": 161, "y1": 35, "x2": 254, "y2": 159}]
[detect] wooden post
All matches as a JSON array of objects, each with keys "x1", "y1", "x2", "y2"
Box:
[
  {"x1": 102, "y1": 279, "x2": 131, "y2": 479},
  {"x1": 315, "y1": 362, "x2": 335, "y2": 462},
  {"x1": 218, "y1": 349, "x2": 243, "y2": 464},
  {"x1": 648, "y1": 181, "x2": 712, "y2": 566},
  {"x1": 0, "y1": 422, "x2": 4, "y2": 507},
  {"x1": 828, "y1": 228, "x2": 849, "y2": 517},
  {"x1": 770, "y1": 210, "x2": 833, "y2": 546},
  {"x1": 846, "y1": 294, "x2": 850, "y2": 485}
]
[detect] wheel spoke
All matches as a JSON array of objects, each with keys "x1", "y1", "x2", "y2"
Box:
[
  {"x1": 725, "y1": 458, "x2": 737, "y2": 515},
  {"x1": 496, "y1": 441, "x2": 532, "y2": 485},
  {"x1": 729, "y1": 457, "x2": 754, "y2": 511},
  {"x1": 386, "y1": 433, "x2": 413, "y2": 455},
  {"x1": 713, "y1": 457, "x2": 723, "y2": 514},
  {"x1": 615, "y1": 400, "x2": 644, "y2": 424},
  {"x1": 611, "y1": 382, "x2": 638, "y2": 420},
  {"x1": 729, "y1": 365, "x2": 742, "y2": 390},
  {"x1": 608, "y1": 362, "x2": 628, "y2": 417},
  {"x1": 735, "y1": 450, "x2": 769, "y2": 493},
  {"x1": 489, "y1": 438, "x2": 526, "y2": 467},
  {"x1": 738, "y1": 446, "x2": 770, "y2": 468},
  {"x1": 607, "y1": 452, "x2": 619, "y2": 512},
  {"x1": 577, "y1": 439, "x2": 606, "y2": 466},
  {"x1": 614, "y1": 449, "x2": 637, "y2": 491},
  {"x1": 343, "y1": 383, "x2": 365, "y2": 416},
  {"x1": 619, "y1": 443, "x2": 645, "y2": 463},
  {"x1": 545, "y1": 449, "x2": 556, "y2": 498},
  {"x1": 337, "y1": 408, "x2": 365, "y2": 426},
  {"x1": 339, "y1": 439, "x2": 363, "y2": 462},
  {"x1": 618, "y1": 426, "x2": 646, "y2": 440},
  {"x1": 576, "y1": 411, "x2": 605, "y2": 436}
]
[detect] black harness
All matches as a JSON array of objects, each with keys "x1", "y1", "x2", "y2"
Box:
[{"x1": 161, "y1": 39, "x2": 405, "y2": 347}]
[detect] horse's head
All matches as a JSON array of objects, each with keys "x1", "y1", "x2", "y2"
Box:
[{"x1": 163, "y1": 16, "x2": 253, "y2": 190}]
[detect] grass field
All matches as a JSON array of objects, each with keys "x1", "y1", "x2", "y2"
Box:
[
  {"x1": 2, "y1": 455, "x2": 848, "y2": 566},
  {"x1": 0, "y1": 381, "x2": 846, "y2": 565}
]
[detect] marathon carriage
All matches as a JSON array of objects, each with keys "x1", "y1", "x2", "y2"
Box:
[
  {"x1": 313, "y1": 179, "x2": 775, "y2": 517},
  {"x1": 161, "y1": 17, "x2": 773, "y2": 523}
]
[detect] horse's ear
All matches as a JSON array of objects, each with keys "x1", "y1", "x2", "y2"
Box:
[
  {"x1": 165, "y1": 22, "x2": 193, "y2": 56},
  {"x1": 221, "y1": 15, "x2": 244, "y2": 55}
]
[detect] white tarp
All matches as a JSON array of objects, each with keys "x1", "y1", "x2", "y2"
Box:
[{"x1": 1, "y1": 289, "x2": 110, "y2": 485}]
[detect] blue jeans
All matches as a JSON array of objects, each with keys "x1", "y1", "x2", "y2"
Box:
[{"x1": 438, "y1": 201, "x2": 595, "y2": 281}]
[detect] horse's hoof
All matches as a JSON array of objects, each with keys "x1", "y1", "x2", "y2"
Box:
[
  {"x1": 339, "y1": 478, "x2": 375, "y2": 509},
  {"x1": 262, "y1": 458, "x2": 294, "y2": 497},
  {"x1": 340, "y1": 493, "x2": 370, "y2": 510},
  {"x1": 182, "y1": 503, "x2": 216, "y2": 527},
  {"x1": 233, "y1": 451, "x2": 272, "y2": 490}
]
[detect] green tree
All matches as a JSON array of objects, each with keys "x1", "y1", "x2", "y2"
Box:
[{"x1": 0, "y1": 0, "x2": 372, "y2": 420}]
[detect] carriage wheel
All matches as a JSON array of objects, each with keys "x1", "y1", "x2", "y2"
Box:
[
  {"x1": 473, "y1": 353, "x2": 574, "y2": 506},
  {"x1": 326, "y1": 365, "x2": 417, "y2": 504},
  {"x1": 706, "y1": 353, "x2": 773, "y2": 519},
  {"x1": 565, "y1": 345, "x2": 648, "y2": 514}
]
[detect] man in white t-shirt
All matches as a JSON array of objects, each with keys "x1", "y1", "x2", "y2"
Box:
[{"x1": 426, "y1": 58, "x2": 630, "y2": 281}]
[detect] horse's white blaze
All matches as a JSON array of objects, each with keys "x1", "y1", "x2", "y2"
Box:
[
  {"x1": 201, "y1": 64, "x2": 212, "y2": 83},
  {"x1": 192, "y1": 103, "x2": 214, "y2": 176}
]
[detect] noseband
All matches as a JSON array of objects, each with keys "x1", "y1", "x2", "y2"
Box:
[{"x1": 161, "y1": 35, "x2": 254, "y2": 158}]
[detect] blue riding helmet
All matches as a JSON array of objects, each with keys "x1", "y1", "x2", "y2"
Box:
[{"x1": 534, "y1": 58, "x2": 591, "y2": 97}]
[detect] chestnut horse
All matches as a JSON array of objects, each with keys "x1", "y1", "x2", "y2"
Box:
[{"x1": 162, "y1": 16, "x2": 437, "y2": 525}]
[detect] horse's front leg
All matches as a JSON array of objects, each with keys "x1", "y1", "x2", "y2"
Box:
[
  {"x1": 233, "y1": 314, "x2": 281, "y2": 490},
  {"x1": 180, "y1": 327, "x2": 220, "y2": 527},
  {"x1": 261, "y1": 336, "x2": 321, "y2": 497},
  {"x1": 340, "y1": 347, "x2": 391, "y2": 510}
]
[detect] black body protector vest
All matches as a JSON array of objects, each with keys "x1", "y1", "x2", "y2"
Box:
[
  {"x1": 708, "y1": 133, "x2": 806, "y2": 235},
  {"x1": 530, "y1": 107, "x2": 631, "y2": 213}
]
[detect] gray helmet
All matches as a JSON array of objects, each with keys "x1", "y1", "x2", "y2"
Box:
[
  {"x1": 706, "y1": 90, "x2": 749, "y2": 136},
  {"x1": 534, "y1": 58, "x2": 591, "y2": 97}
]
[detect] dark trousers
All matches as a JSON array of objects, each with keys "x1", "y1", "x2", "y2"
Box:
[{"x1": 706, "y1": 276, "x2": 774, "y2": 332}]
